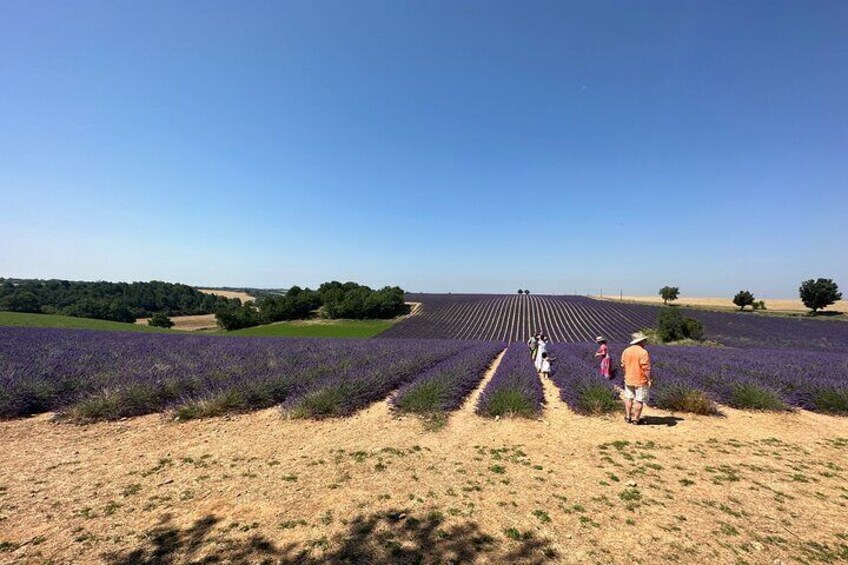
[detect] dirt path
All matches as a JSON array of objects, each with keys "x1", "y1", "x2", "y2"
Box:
[{"x1": 2, "y1": 389, "x2": 847, "y2": 564}]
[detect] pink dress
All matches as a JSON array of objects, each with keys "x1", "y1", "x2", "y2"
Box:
[{"x1": 597, "y1": 344, "x2": 611, "y2": 378}]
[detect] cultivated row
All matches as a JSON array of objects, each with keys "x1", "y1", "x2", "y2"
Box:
[{"x1": 383, "y1": 294, "x2": 658, "y2": 343}]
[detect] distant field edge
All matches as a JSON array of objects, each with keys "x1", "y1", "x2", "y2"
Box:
[
  {"x1": 591, "y1": 295, "x2": 848, "y2": 317},
  {"x1": 0, "y1": 312, "x2": 170, "y2": 332},
  {"x1": 227, "y1": 318, "x2": 395, "y2": 338}
]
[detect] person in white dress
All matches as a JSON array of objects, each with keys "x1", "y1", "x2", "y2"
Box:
[{"x1": 534, "y1": 334, "x2": 548, "y2": 372}]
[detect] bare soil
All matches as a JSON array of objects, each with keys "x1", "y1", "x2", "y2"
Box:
[{"x1": 2, "y1": 356, "x2": 847, "y2": 564}]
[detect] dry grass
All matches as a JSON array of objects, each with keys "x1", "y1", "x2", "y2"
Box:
[
  {"x1": 2, "y1": 359, "x2": 847, "y2": 564},
  {"x1": 596, "y1": 295, "x2": 848, "y2": 314},
  {"x1": 198, "y1": 289, "x2": 255, "y2": 303},
  {"x1": 134, "y1": 314, "x2": 218, "y2": 332}
]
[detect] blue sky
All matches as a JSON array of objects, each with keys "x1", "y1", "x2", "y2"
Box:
[{"x1": 1, "y1": 1, "x2": 846, "y2": 297}]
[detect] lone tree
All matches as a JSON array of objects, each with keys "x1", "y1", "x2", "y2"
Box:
[
  {"x1": 659, "y1": 286, "x2": 680, "y2": 305},
  {"x1": 517, "y1": 289, "x2": 524, "y2": 294},
  {"x1": 799, "y1": 278, "x2": 842, "y2": 313},
  {"x1": 733, "y1": 290, "x2": 755, "y2": 311},
  {"x1": 148, "y1": 311, "x2": 174, "y2": 328}
]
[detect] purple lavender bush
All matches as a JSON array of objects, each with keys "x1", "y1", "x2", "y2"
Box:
[
  {"x1": 476, "y1": 344, "x2": 544, "y2": 418},
  {"x1": 0, "y1": 327, "x2": 471, "y2": 421},
  {"x1": 547, "y1": 344, "x2": 621, "y2": 415},
  {"x1": 390, "y1": 343, "x2": 504, "y2": 415},
  {"x1": 281, "y1": 340, "x2": 474, "y2": 419}
]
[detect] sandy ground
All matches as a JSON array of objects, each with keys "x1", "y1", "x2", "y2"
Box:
[
  {"x1": 2, "y1": 356, "x2": 847, "y2": 564},
  {"x1": 595, "y1": 295, "x2": 848, "y2": 314},
  {"x1": 198, "y1": 289, "x2": 255, "y2": 303},
  {"x1": 134, "y1": 314, "x2": 218, "y2": 332}
]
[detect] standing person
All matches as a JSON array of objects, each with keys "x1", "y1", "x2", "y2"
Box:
[
  {"x1": 595, "y1": 336, "x2": 612, "y2": 380},
  {"x1": 527, "y1": 333, "x2": 539, "y2": 361},
  {"x1": 540, "y1": 351, "x2": 552, "y2": 379},
  {"x1": 535, "y1": 333, "x2": 548, "y2": 372},
  {"x1": 620, "y1": 332, "x2": 652, "y2": 425}
]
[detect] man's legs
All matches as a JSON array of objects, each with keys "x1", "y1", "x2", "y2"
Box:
[
  {"x1": 630, "y1": 400, "x2": 644, "y2": 423},
  {"x1": 624, "y1": 398, "x2": 633, "y2": 421}
]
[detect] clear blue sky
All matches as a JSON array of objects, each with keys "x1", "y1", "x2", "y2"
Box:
[{"x1": 2, "y1": 1, "x2": 846, "y2": 297}]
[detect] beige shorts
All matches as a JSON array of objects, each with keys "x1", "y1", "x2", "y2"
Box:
[{"x1": 624, "y1": 385, "x2": 649, "y2": 403}]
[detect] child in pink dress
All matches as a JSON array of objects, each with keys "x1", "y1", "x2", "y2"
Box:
[{"x1": 595, "y1": 336, "x2": 612, "y2": 379}]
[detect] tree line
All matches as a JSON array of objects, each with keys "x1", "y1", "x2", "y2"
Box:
[
  {"x1": 215, "y1": 281, "x2": 407, "y2": 331},
  {"x1": 0, "y1": 278, "x2": 239, "y2": 323},
  {"x1": 659, "y1": 278, "x2": 842, "y2": 313}
]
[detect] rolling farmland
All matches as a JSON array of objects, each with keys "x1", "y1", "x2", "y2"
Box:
[{"x1": 381, "y1": 293, "x2": 659, "y2": 343}]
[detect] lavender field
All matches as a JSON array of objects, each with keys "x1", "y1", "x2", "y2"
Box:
[
  {"x1": 0, "y1": 327, "x2": 471, "y2": 421},
  {"x1": 2, "y1": 325, "x2": 847, "y2": 423},
  {"x1": 549, "y1": 343, "x2": 848, "y2": 416},
  {"x1": 380, "y1": 294, "x2": 848, "y2": 353}
]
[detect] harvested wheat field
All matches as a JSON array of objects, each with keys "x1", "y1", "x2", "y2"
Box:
[
  {"x1": 598, "y1": 295, "x2": 848, "y2": 314},
  {"x1": 2, "y1": 356, "x2": 847, "y2": 565},
  {"x1": 134, "y1": 314, "x2": 218, "y2": 331},
  {"x1": 198, "y1": 289, "x2": 255, "y2": 303}
]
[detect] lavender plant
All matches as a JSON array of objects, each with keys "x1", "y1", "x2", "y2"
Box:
[
  {"x1": 391, "y1": 343, "x2": 504, "y2": 415},
  {"x1": 476, "y1": 345, "x2": 544, "y2": 418}
]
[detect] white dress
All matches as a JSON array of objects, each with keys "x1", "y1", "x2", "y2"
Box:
[{"x1": 534, "y1": 339, "x2": 548, "y2": 371}]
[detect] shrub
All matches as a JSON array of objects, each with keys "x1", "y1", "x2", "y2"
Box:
[
  {"x1": 799, "y1": 278, "x2": 842, "y2": 313},
  {"x1": 479, "y1": 387, "x2": 539, "y2": 418},
  {"x1": 148, "y1": 312, "x2": 174, "y2": 328},
  {"x1": 659, "y1": 286, "x2": 679, "y2": 305},
  {"x1": 573, "y1": 382, "x2": 620, "y2": 415},
  {"x1": 653, "y1": 384, "x2": 719, "y2": 415},
  {"x1": 733, "y1": 291, "x2": 755, "y2": 311},
  {"x1": 752, "y1": 300, "x2": 767, "y2": 311},
  {"x1": 215, "y1": 304, "x2": 260, "y2": 331},
  {"x1": 728, "y1": 382, "x2": 787, "y2": 411},
  {"x1": 657, "y1": 308, "x2": 704, "y2": 343}
]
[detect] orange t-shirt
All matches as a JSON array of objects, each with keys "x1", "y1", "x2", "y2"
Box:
[{"x1": 621, "y1": 345, "x2": 651, "y2": 386}]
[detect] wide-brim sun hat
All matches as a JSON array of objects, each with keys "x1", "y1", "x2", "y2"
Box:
[{"x1": 629, "y1": 332, "x2": 648, "y2": 345}]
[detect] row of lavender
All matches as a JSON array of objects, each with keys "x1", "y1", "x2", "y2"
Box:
[
  {"x1": 0, "y1": 327, "x2": 473, "y2": 421},
  {"x1": 549, "y1": 343, "x2": 848, "y2": 415},
  {"x1": 476, "y1": 344, "x2": 545, "y2": 418}
]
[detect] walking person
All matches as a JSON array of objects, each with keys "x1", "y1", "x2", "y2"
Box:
[
  {"x1": 534, "y1": 333, "x2": 548, "y2": 372},
  {"x1": 527, "y1": 333, "x2": 539, "y2": 361},
  {"x1": 621, "y1": 332, "x2": 652, "y2": 425},
  {"x1": 595, "y1": 336, "x2": 612, "y2": 380}
]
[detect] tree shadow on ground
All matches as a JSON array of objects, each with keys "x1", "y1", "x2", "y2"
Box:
[
  {"x1": 640, "y1": 415, "x2": 684, "y2": 427},
  {"x1": 104, "y1": 508, "x2": 557, "y2": 564}
]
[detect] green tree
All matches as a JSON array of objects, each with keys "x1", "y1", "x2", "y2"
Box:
[
  {"x1": 799, "y1": 278, "x2": 842, "y2": 313},
  {"x1": 659, "y1": 286, "x2": 679, "y2": 305},
  {"x1": 657, "y1": 308, "x2": 704, "y2": 342},
  {"x1": 148, "y1": 312, "x2": 174, "y2": 328},
  {"x1": 733, "y1": 290, "x2": 755, "y2": 311}
]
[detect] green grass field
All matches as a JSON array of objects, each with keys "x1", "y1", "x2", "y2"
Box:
[
  {"x1": 227, "y1": 319, "x2": 394, "y2": 338},
  {"x1": 0, "y1": 311, "x2": 170, "y2": 332},
  {"x1": 0, "y1": 311, "x2": 396, "y2": 338}
]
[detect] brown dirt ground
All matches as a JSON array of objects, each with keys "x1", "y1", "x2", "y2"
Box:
[
  {"x1": 134, "y1": 314, "x2": 218, "y2": 332},
  {"x1": 595, "y1": 295, "x2": 848, "y2": 314},
  {"x1": 2, "y1": 355, "x2": 847, "y2": 564},
  {"x1": 198, "y1": 289, "x2": 255, "y2": 303}
]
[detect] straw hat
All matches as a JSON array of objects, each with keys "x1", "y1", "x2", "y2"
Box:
[
  {"x1": 595, "y1": 336, "x2": 606, "y2": 343},
  {"x1": 629, "y1": 332, "x2": 648, "y2": 345}
]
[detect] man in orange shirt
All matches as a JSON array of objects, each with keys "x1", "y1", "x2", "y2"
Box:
[{"x1": 620, "y1": 332, "x2": 652, "y2": 424}]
